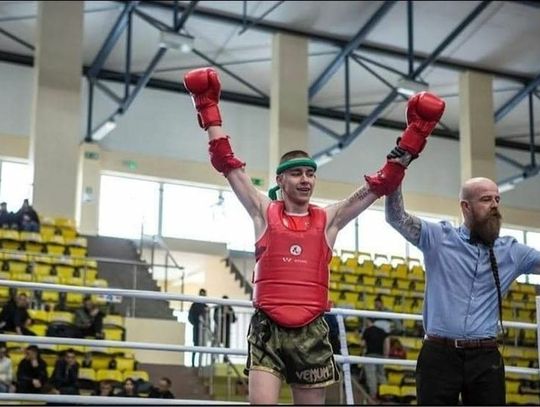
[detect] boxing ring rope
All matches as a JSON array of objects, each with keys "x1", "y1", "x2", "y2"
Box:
[
  {"x1": 0, "y1": 393, "x2": 247, "y2": 405},
  {"x1": 0, "y1": 279, "x2": 538, "y2": 405}
]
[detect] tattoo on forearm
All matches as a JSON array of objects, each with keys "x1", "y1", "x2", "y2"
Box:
[
  {"x1": 347, "y1": 186, "x2": 371, "y2": 204},
  {"x1": 385, "y1": 189, "x2": 421, "y2": 245}
]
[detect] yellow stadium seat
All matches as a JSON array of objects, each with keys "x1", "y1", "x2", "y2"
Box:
[
  {"x1": 96, "y1": 369, "x2": 123, "y2": 383},
  {"x1": 517, "y1": 394, "x2": 540, "y2": 405},
  {"x1": 379, "y1": 384, "x2": 401, "y2": 399},
  {"x1": 115, "y1": 357, "x2": 136, "y2": 372},
  {"x1": 330, "y1": 256, "x2": 341, "y2": 271},
  {"x1": 41, "y1": 291, "x2": 59, "y2": 303},
  {"x1": 56, "y1": 265, "x2": 74, "y2": 280},
  {"x1": 400, "y1": 385, "x2": 416, "y2": 399},
  {"x1": 28, "y1": 309, "x2": 49, "y2": 323},
  {"x1": 104, "y1": 315, "x2": 124, "y2": 329},
  {"x1": 387, "y1": 371, "x2": 404, "y2": 385},
  {"x1": 29, "y1": 324, "x2": 47, "y2": 336},
  {"x1": 36, "y1": 275, "x2": 60, "y2": 284},
  {"x1": 10, "y1": 272, "x2": 32, "y2": 282},
  {"x1": 103, "y1": 328, "x2": 124, "y2": 341},
  {"x1": 0, "y1": 230, "x2": 21, "y2": 250},
  {"x1": 21, "y1": 232, "x2": 44, "y2": 253},
  {"x1": 91, "y1": 279, "x2": 109, "y2": 288},
  {"x1": 33, "y1": 264, "x2": 52, "y2": 277},
  {"x1": 50, "y1": 311, "x2": 74, "y2": 324},
  {"x1": 409, "y1": 265, "x2": 424, "y2": 280},
  {"x1": 44, "y1": 235, "x2": 66, "y2": 255},
  {"x1": 78, "y1": 367, "x2": 96, "y2": 382},
  {"x1": 64, "y1": 277, "x2": 84, "y2": 286},
  {"x1": 7, "y1": 260, "x2": 28, "y2": 273},
  {"x1": 123, "y1": 370, "x2": 149, "y2": 382},
  {"x1": 363, "y1": 276, "x2": 376, "y2": 286},
  {"x1": 66, "y1": 292, "x2": 84, "y2": 306}
]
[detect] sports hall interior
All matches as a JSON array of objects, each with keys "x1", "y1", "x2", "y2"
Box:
[{"x1": 0, "y1": 1, "x2": 538, "y2": 404}]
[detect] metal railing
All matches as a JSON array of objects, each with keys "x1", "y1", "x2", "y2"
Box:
[{"x1": 0, "y1": 279, "x2": 537, "y2": 405}]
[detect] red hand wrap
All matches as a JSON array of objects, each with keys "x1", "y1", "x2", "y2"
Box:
[
  {"x1": 208, "y1": 136, "x2": 245, "y2": 176},
  {"x1": 364, "y1": 161, "x2": 405, "y2": 198}
]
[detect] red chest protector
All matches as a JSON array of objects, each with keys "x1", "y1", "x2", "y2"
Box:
[{"x1": 252, "y1": 201, "x2": 332, "y2": 328}]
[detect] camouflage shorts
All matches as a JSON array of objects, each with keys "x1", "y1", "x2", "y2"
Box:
[{"x1": 245, "y1": 310, "x2": 340, "y2": 388}]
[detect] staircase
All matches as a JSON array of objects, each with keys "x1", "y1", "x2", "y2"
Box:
[
  {"x1": 226, "y1": 250, "x2": 254, "y2": 297},
  {"x1": 86, "y1": 236, "x2": 175, "y2": 320}
]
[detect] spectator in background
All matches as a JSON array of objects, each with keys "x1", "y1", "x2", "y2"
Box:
[
  {"x1": 16, "y1": 345, "x2": 48, "y2": 394},
  {"x1": 360, "y1": 318, "x2": 390, "y2": 401},
  {"x1": 373, "y1": 296, "x2": 392, "y2": 334},
  {"x1": 15, "y1": 199, "x2": 40, "y2": 232},
  {"x1": 213, "y1": 295, "x2": 236, "y2": 348},
  {"x1": 50, "y1": 349, "x2": 79, "y2": 395},
  {"x1": 0, "y1": 343, "x2": 14, "y2": 393},
  {"x1": 388, "y1": 337, "x2": 407, "y2": 359},
  {"x1": 0, "y1": 289, "x2": 18, "y2": 333},
  {"x1": 74, "y1": 296, "x2": 105, "y2": 339},
  {"x1": 188, "y1": 288, "x2": 208, "y2": 366},
  {"x1": 0, "y1": 202, "x2": 16, "y2": 229},
  {"x1": 81, "y1": 352, "x2": 93, "y2": 369},
  {"x1": 115, "y1": 378, "x2": 139, "y2": 398},
  {"x1": 148, "y1": 377, "x2": 174, "y2": 399},
  {"x1": 92, "y1": 380, "x2": 114, "y2": 397},
  {"x1": 13, "y1": 293, "x2": 35, "y2": 336}
]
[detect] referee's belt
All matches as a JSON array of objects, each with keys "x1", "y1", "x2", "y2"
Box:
[{"x1": 424, "y1": 334, "x2": 498, "y2": 349}]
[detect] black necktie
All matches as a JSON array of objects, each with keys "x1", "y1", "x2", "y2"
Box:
[{"x1": 487, "y1": 245, "x2": 505, "y2": 338}]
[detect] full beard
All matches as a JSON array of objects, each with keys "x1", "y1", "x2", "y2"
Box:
[{"x1": 470, "y1": 210, "x2": 502, "y2": 246}]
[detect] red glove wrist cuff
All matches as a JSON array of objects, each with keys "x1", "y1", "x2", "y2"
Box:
[
  {"x1": 198, "y1": 105, "x2": 222, "y2": 130},
  {"x1": 208, "y1": 136, "x2": 245, "y2": 176},
  {"x1": 364, "y1": 161, "x2": 405, "y2": 197}
]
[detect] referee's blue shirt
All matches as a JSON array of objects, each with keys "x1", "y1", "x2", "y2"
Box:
[{"x1": 417, "y1": 220, "x2": 540, "y2": 339}]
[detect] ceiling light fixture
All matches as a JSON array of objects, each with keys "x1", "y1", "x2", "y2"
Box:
[
  {"x1": 92, "y1": 118, "x2": 117, "y2": 141},
  {"x1": 396, "y1": 77, "x2": 429, "y2": 97},
  {"x1": 159, "y1": 30, "x2": 194, "y2": 53}
]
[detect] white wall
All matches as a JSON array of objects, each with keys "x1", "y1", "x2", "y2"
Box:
[{"x1": 0, "y1": 61, "x2": 538, "y2": 215}]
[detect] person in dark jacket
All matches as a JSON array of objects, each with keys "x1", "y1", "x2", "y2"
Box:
[
  {"x1": 50, "y1": 349, "x2": 79, "y2": 395},
  {"x1": 115, "y1": 378, "x2": 139, "y2": 397},
  {"x1": 148, "y1": 377, "x2": 174, "y2": 399},
  {"x1": 213, "y1": 295, "x2": 237, "y2": 348},
  {"x1": 188, "y1": 288, "x2": 208, "y2": 366},
  {"x1": 16, "y1": 345, "x2": 47, "y2": 393}
]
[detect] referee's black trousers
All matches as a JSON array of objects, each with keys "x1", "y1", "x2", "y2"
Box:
[{"x1": 416, "y1": 340, "x2": 506, "y2": 405}]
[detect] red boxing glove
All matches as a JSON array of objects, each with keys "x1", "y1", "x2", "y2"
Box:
[
  {"x1": 364, "y1": 161, "x2": 405, "y2": 198},
  {"x1": 183, "y1": 67, "x2": 222, "y2": 130},
  {"x1": 398, "y1": 91, "x2": 445, "y2": 157}
]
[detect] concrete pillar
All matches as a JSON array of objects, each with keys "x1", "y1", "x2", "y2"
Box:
[
  {"x1": 77, "y1": 143, "x2": 101, "y2": 235},
  {"x1": 459, "y1": 71, "x2": 496, "y2": 182},
  {"x1": 269, "y1": 33, "x2": 309, "y2": 184},
  {"x1": 29, "y1": 1, "x2": 84, "y2": 220}
]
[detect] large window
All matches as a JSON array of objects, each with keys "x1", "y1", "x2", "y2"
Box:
[
  {"x1": 99, "y1": 175, "x2": 159, "y2": 238},
  {"x1": 0, "y1": 160, "x2": 32, "y2": 212}
]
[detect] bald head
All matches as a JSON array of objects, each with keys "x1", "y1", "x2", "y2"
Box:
[
  {"x1": 459, "y1": 177, "x2": 502, "y2": 244},
  {"x1": 459, "y1": 177, "x2": 499, "y2": 202}
]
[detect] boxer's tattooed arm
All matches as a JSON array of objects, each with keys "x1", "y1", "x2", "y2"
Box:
[
  {"x1": 385, "y1": 187, "x2": 421, "y2": 245},
  {"x1": 347, "y1": 185, "x2": 371, "y2": 203}
]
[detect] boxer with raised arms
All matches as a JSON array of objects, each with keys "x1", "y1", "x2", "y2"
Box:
[{"x1": 183, "y1": 67, "x2": 445, "y2": 405}]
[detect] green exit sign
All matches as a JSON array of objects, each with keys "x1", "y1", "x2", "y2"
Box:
[
  {"x1": 84, "y1": 151, "x2": 100, "y2": 160},
  {"x1": 251, "y1": 177, "x2": 264, "y2": 187}
]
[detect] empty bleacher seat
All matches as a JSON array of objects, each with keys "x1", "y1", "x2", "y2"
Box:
[{"x1": 96, "y1": 369, "x2": 123, "y2": 383}]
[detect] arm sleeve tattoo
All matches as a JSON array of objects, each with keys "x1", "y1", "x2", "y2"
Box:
[{"x1": 385, "y1": 187, "x2": 422, "y2": 245}]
